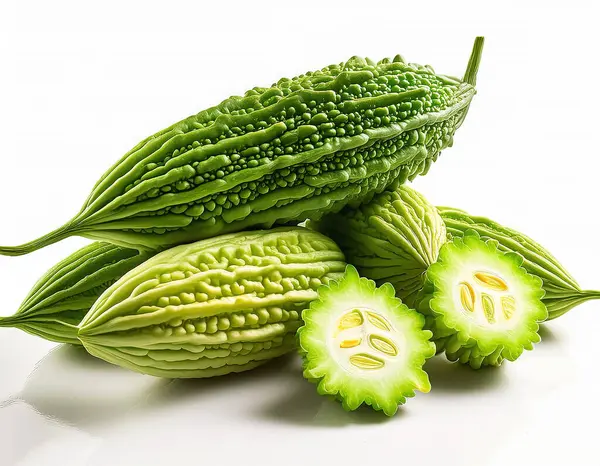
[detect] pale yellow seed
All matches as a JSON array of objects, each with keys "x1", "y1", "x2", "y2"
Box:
[
  {"x1": 474, "y1": 271, "x2": 509, "y2": 292},
  {"x1": 481, "y1": 293, "x2": 496, "y2": 324},
  {"x1": 338, "y1": 309, "x2": 364, "y2": 331},
  {"x1": 366, "y1": 311, "x2": 392, "y2": 331},
  {"x1": 459, "y1": 282, "x2": 475, "y2": 313},
  {"x1": 369, "y1": 335, "x2": 398, "y2": 356},
  {"x1": 349, "y1": 353, "x2": 385, "y2": 370},
  {"x1": 501, "y1": 296, "x2": 517, "y2": 320},
  {"x1": 340, "y1": 338, "x2": 362, "y2": 348}
]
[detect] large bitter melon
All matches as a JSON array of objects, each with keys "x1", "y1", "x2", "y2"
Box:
[
  {"x1": 1, "y1": 38, "x2": 484, "y2": 256},
  {"x1": 78, "y1": 227, "x2": 346, "y2": 378}
]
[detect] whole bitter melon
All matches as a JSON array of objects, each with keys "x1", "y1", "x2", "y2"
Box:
[
  {"x1": 439, "y1": 207, "x2": 600, "y2": 320},
  {"x1": 0, "y1": 242, "x2": 152, "y2": 344},
  {"x1": 0, "y1": 38, "x2": 484, "y2": 256},
  {"x1": 78, "y1": 227, "x2": 346, "y2": 378}
]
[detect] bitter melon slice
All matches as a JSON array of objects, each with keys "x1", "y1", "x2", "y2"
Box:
[
  {"x1": 298, "y1": 265, "x2": 435, "y2": 416},
  {"x1": 417, "y1": 232, "x2": 547, "y2": 368}
]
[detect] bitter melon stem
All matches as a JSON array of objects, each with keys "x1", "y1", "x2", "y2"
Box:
[
  {"x1": 0, "y1": 316, "x2": 17, "y2": 328},
  {"x1": 581, "y1": 290, "x2": 600, "y2": 299},
  {"x1": 0, "y1": 222, "x2": 77, "y2": 256},
  {"x1": 463, "y1": 36, "x2": 485, "y2": 86}
]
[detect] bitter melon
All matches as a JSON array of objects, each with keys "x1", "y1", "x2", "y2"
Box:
[
  {"x1": 0, "y1": 242, "x2": 151, "y2": 344},
  {"x1": 310, "y1": 185, "x2": 446, "y2": 307},
  {"x1": 416, "y1": 232, "x2": 547, "y2": 368},
  {"x1": 439, "y1": 207, "x2": 600, "y2": 320},
  {"x1": 298, "y1": 265, "x2": 435, "y2": 416},
  {"x1": 0, "y1": 38, "x2": 484, "y2": 256},
  {"x1": 78, "y1": 227, "x2": 346, "y2": 378}
]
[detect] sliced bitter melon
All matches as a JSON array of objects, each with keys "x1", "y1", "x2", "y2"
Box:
[
  {"x1": 417, "y1": 232, "x2": 547, "y2": 369},
  {"x1": 297, "y1": 265, "x2": 435, "y2": 416}
]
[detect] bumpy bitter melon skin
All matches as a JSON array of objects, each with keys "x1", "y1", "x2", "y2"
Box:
[
  {"x1": 0, "y1": 38, "x2": 484, "y2": 256},
  {"x1": 439, "y1": 207, "x2": 600, "y2": 320},
  {"x1": 310, "y1": 185, "x2": 446, "y2": 307},
  {"x1": 78, "y1": 227, "x2": 346, "y2": 378},
  {"x1": 416, "y1": 232, "x2": 547, "y2": 369},
  {"x1": 0, "y1": 242, "x2": 151, "y2": 344},
  {"x1": 298, "y1": 265, "x2": 435, "y2": 416}
]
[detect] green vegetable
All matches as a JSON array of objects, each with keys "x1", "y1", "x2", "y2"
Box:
[
  {"x1": 0, "y1": 38, "x2": 484, "y2": 256},
  {"x1": 417, "y1": 232, "x2": 547, "y2": 369},
  {"x1": 0, "y1": 242, "x2": 151, "y2": 344},
  {"x1": 309, "y1": 185, "x2": 446, "y2": 307},
  {"x1": 298, "y1": 265, "x2": 435, "y2": 416},
  {"x1": 439, "y1": 207, "x2": 600, "y2": 320},
  {"x1": 78, "y1": 227, "x2": 346, "y2": 378}
]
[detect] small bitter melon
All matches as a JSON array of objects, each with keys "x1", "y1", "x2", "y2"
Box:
[
  {"x1": 298, "y1": 265, "x2": 435, "y2": 416},
  {"x1": 0, "y1": 242, "x2": 151, "y2": 344},
  {"x1": 0, "y1": 38, "x2": 484, "y2": 256},
  {"x1": 310, "y1": 184, "x2": 446, "y2": 307},
  {"x1": 78, "y1": 227, "x2": 346, "y2": 378},
  {"x1": 416, "y1": 232, "x2": 547, "y2": 368},
  {"x1": 439, "y1": 207, "x2": 600, "y2": 320}
]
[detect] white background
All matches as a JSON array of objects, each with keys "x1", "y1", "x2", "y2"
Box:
[{"x1": 1, "y1": 1, "x2": 599, "y2": 465}]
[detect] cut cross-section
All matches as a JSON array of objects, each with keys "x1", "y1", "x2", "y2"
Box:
[
  {"x1": 298, "y1": 265, "x2": 435, "y2": 416},
  {"x1": 417, "y1": 232, "x2": 547, "y2": 368}
]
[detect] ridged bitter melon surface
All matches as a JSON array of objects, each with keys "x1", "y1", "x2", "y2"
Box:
[
  {"x1": 439, "y1": 207, "x2": 600, "y2": 320},
  {"x1": 78, "y1": 227, "x2": 346, "y2": 378},
  {"x1": 0, "y1": 242, "x2": 151, "y2": 344},
  {"x1": 311, "y1": 185, "x2": 446, "y2": 307},
  {"x1": 0, "y1": 38, "x2": 484, "y2": 256}
]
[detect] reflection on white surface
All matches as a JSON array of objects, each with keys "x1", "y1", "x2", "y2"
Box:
[
  {"x1": 17, "y1": 345, "x2": 168, "y2": 430},
  {"x1": 0, "y1": 320, "x2": 584, "y2": 466},
  {"x1": 0, "y1": 401, "x2": 99, "y2": 466}
]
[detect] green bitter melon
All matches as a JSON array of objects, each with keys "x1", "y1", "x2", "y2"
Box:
[
  {"x1": 310, "y1": 184, "x2": 446, "y2": 307},
  {"x1": 439, "y1": 207, "x2": 600, "y2": 320},
  {"x1": 0, "y1": 38, "x2": 484, "y2": 256},
  {"x1": 0, "y1": 242, "x2": 151, "y2": 344},
  {"x1": 78, "y1": 227, "x2": 346, "y2": 378}
]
